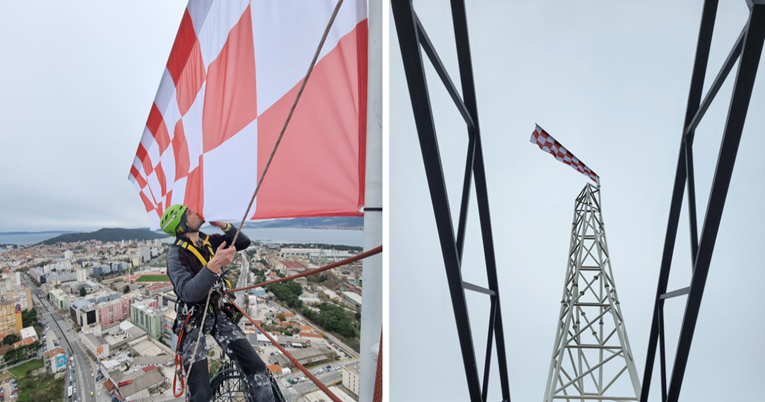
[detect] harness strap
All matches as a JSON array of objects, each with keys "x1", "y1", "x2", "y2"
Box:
[{"x1": 175, "y1": 235, "x2": 215, "y2": 266}]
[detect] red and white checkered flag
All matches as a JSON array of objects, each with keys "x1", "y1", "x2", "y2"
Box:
[
  {"x1": 129, "y1": 0, "x2": 368, "y2": 230},
  {"x1": 530, "y1": 125, "x2": 598, "y2": 182}
]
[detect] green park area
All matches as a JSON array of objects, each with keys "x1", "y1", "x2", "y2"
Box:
[
  {"x1": 7, "y1": 359, "x2": 63, "y2": 402},
  {"x1": 136, "y1": 275, "x2": 171, "y2": 282},
  {"x1": 8, "y1": 359, "x2": 43, "y2": 378}
]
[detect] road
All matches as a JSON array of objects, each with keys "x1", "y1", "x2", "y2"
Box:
[{"x1": 24, "y1": 276, "x2": 96, "y2": 402}]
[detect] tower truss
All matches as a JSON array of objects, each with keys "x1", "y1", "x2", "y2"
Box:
[
  {"x1": 544, "y1": 183, "x2": 641, "y2": 402},
  {"x1": 391, "y1": 0, "x2": 511, "y2": 400}
]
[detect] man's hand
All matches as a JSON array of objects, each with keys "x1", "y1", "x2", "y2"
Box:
[
  {"x1": 207, "y1": 241, "x2": 236, "y2": 275},
  {"x1": 209, "y1": 221, "x2": 227, "y2": 229}
]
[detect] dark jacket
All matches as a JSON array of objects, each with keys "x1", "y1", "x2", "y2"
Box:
[{"x1": 166, "y1": 224, "x2": 250, "y2": 304}]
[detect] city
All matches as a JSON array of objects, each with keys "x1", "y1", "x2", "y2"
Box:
[{"x1": 0, "y1": 237, "x2": 365, "y2": 402}]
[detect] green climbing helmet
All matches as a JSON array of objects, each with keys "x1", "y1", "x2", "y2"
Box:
[{"x1": 160, "y1": 204, "x2": 188, "y2": 237}]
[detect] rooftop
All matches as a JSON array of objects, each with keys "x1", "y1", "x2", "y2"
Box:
[
  {"x1": 119, "y1": 369, "x2": 164, "y2": 398},
  {"x1": 131, "y1": 339, "x2": 163, "y2": 357},
  {"x1": 133, "y1": 355, "x2": 172, "y2": 367}
]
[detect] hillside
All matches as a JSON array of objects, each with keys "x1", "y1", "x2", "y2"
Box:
[
  {"x1": 38, "y1": 228, "x2": 168, "y2": 245},
  {"x1": 241, "y1": 217, "x2": 363, "y2": 230}
]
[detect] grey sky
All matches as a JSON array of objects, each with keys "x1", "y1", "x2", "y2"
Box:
[
  {"x1": 0, "y1": 1, "x2": 187, "y2": 232},
  {"x1": 390, "y1": 1, "x2": 765, "y2": 401}
]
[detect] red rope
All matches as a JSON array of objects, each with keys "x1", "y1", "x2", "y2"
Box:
[
  {"x1": 173, "y1": 313, "x2": 193, "y2": 397},
  {"x1": 223, "y1": 245, "x2": 382, "y2": 295}
]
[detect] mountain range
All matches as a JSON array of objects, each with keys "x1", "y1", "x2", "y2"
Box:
[
  {"x1": 38, "y1": 228, "x2": 167, "y2": 245},
  {"x1": 3, "y1": 217, "x2": 364, "y2": 246}
]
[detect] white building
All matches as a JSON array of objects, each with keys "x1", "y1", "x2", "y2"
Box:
[
  {"x1": 79, "y1": 332, "x2": 110, "y2": 359},
  {"x1": 76, "y1": 268, "x2": 88, "y2": 283},
  {"x1": 305, "y1": 386, "x2": 356, "y2": 402},
  {"x1": 342, "y1": 291, "x2": 362, "y2": 308},
  {"x1": 64, "y1": 250, "x2": 73, "y2": 260},
  {"x1": 134, "y1": 249, "x2": 151, "y2": 263},
  {"x1": 342, "y1": 363, "x2": 361, "y2": 397},
  {"x1": 280, "y1": 247, "x2": 353, "y2": 263},
  {"x1": 20, "y1": 326, "x2": 37, "y2": 341}
]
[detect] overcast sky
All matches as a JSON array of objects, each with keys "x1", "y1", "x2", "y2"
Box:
[
  {"x1": 390, "y1": 1, "x2": 765, "y2": 401},
  {"x1": 0, "y1": 1, "x2": 187, "y2": 232}
]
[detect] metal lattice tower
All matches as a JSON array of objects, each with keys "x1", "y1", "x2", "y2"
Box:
[{"x1": 543, "y1": 183, "x2": 641, "y2": 402}]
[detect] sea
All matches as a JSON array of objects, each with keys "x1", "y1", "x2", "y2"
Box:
[{"x1": 0, "y1": 228, "x2": 364, "y2": 248}]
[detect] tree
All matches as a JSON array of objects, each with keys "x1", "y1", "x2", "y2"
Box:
[
  {"x1": 2, "y1": 334, "x2": 18, "y2": 345},
  {"x1": 124, "y1": 285, "x2": 130, "y2": 293},
  {"x1": 79, "y1": 286, "x2": 87, "y2": 297},
  {"x1": 21, "y1": 309, "x2": 38, "y2": 327}
]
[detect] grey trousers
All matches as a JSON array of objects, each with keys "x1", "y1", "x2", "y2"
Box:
[{"x1": 179, "y1": 312, "x2": 274, "y2": 402}]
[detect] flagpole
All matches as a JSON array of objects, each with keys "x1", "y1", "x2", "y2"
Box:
[{"x1": 359, "y1": 0, "x2": 383, "y2": 400}]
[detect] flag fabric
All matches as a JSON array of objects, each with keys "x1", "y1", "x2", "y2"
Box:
[
  {"x1": 129, "y1": 0, "x2": 368, "y2": 230},
  {"x1": 530, "y1": 125, "x2": 598, "y2": 182}
]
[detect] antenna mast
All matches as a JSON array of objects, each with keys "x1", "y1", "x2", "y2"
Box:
[{"x1": 543, "y1": 183, "x2": 641, "y2": 401}]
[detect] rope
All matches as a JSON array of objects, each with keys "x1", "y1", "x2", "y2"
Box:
[
  {"x1": 177, "y1": 0, "x2": 346, "y2": 398},
  {"x1": 223, "y1": 245, "x2": 382, "y2": 295}
]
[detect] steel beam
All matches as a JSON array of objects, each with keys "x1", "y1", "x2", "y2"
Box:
[
  {"x1": 391, "y1": 2, "x2": 482, "y2": 400},
  {"x1": 415, "y1": 14, "x2": 476, "y2": 130},
  {"x1": 642, "y1": 2, "x2": 765, "y2": 402},
  {"x1": 639, "y1": 1, "x2": 719, "y2": 399},
  {"x1": 482, "y1": 298, "x2": 498, "y2": 402},
  {"x1": 659, "y1": 287, "x2": 691, "y2": 300},
  {"x1": 666, "y1": 7, "x2": 765, "y2": 402},
  {"x1": 449, "y1": 0, "x2": 512, "y2": 396},
  {"x1": 392, "y1": 0, "x2": 512, "y2": 401},
  {"x1": 685, "y1": 27, "x2": 746, "y2": 137}
]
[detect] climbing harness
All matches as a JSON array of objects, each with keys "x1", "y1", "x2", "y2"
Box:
[
  {"x1": 172, "y1": 234, "x2": 231, "y2": 397},
  {"x1": 171, "y1": 234, "x2": 247, "y2": 398}
]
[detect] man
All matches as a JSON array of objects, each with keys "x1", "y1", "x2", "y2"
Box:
[{"x1": 161, "y1": 204, "x2": 274, "y2": 402}]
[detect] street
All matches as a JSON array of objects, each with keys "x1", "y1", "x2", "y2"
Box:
[{"x1": 25, "y1": 276, "x2": 97, "y2": 402}]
